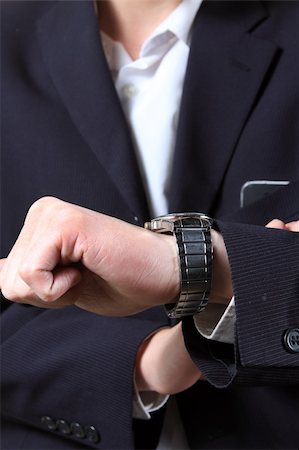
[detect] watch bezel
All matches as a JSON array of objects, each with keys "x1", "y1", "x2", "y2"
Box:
[{"x1": 144, "y1": 213, "x2": 212, "y2": 234}]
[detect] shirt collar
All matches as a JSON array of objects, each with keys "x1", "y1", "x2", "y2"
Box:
[
  {"x1": 140, "y1": 0, "x2": 203, "y2": 57},
  {"x1": 97, "y1": 0, "x2": 203, "y2": 69},
  {"x1": 148, "y1": 0, "x2": 203, "y2": 46}
]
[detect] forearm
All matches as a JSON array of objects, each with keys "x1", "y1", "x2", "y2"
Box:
[{"x1": 183, "y1": 219, "x2": 299, "y2": 389}]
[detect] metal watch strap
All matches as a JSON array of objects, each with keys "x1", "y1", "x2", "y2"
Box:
[{"x1": 145, "y1": 214, "x2": 213, "y2": 318}]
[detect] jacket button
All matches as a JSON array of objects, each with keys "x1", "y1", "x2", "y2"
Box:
[
  {"x1": 56, "y1": 419, "x2": 71, "y2": 435},
  {"x1": 283, "y1": 328, "x2": 299, "y2": 353},
  {"x1": 70, "y1": 422, "x2": 86, "y2": 439},
  {"x1": 41, "y1": 416, "x2": 56, "y2": 431},
  {"x1": 85, "y1": 425, "x2": 100, "y2": 443}
]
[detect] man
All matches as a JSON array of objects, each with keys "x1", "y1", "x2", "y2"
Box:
[{"x1": 1, "y1": 1, "x2": 299, "y2": 449}]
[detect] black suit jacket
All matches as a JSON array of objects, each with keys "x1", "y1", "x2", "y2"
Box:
[{"x1": 1, "y1": 1, "x2": 299, "y2": 449}]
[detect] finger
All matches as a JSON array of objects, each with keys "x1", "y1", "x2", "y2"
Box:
[
  {"x1": 1, "y1": 272, "x2": 42, "y2": 304},
  {"x1": 1, "y1": 272, "x2": 77, "y2": 308},
  {"x1": 265, "y1": 219, "x2": 286, "y2": 229},
  {"x1": 285, "y1": 220, "x2": 299, "y2": 232},
  {"x1": 19, "y1": 237, "x2": 82, "y2": 302},
  {"x1": 20, "y1": 263, "x2": 82, "y2": 303}
]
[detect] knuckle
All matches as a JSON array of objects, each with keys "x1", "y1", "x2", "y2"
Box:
[
  {"x1": 27, "y1": 196, "x2": 64, "y2": 218},
  {"x1": 26, "y1": 197, "x2": 59, "y2": 225},
  {"x1": 26, "y1": 198, "x2": 85, "y2": 239},
  {"x1": 28, "y1": 196, "x2": 53, "y2": 213}
]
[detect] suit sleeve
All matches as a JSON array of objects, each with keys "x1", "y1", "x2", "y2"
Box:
[
  {"x1": 1, "y1": 303, "x2": 168, "y2": 449},
  {"x1": 182, "y1": 220, "x2": 299, "y2": 388}
]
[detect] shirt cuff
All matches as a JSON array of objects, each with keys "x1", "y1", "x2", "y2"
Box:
[
  {"x1": 193, "y1": 297, "x2": 236, "y2": 344},
  {"x1": 133, "y1": 376, "x2": 169, "y2": 419}
]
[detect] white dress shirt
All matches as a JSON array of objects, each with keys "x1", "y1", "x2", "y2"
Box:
[
  {"x1": 101, "y1": 0, "x2": 202, "y2": 217},
  {"x1": 98, "y1": 0, "x2": 236, "y2": 447}
]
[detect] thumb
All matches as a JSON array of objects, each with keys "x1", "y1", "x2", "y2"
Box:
[
  {"x1": 285, "y1": 220, "x2": 299, "y2": 232},
  {"x1": 265, "y1": 219, "x2": 286, "y2": 230},
  {"x1": 19, "y1": 239, "x2": 82, "y2": 303}
]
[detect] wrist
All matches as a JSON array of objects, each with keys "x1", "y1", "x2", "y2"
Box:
[
  {"x1": 135, "y1": 323, "x2": 202, "y2": 395},
  {"x1": 161, "y1": 234, "x2": 181, "y2": 303},
  {"x1": 210, "y1": 229, "x2": 233, "y2": 304}
]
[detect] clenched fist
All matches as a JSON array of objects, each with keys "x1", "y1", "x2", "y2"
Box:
[{"x1": 0, "y1": 197, "x2": 180, "y2": 316}]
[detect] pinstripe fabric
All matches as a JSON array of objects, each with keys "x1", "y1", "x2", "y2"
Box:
[
  {"x1": 218, "y1": 221, "x2": 299, "y2": 369},
  {"x1": 2, "y1": 1, "x2": 299, "y2": 449},
  {"x1": 183, "y1": 213, "x2": 299, "y2": 387},
  {"x1": 2, "y1": 305, "x2": 168, "y2": 449}
]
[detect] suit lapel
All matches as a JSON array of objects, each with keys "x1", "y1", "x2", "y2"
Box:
[
  {"x1": 35, "y1": 0, "x2": 149, "y2": 220},
  {"x1": 35, "y1": 1, "x2": 280, "y2": 220},
  {"x1": 168, "y1": 1, "x2": 278, "y2": 214}
]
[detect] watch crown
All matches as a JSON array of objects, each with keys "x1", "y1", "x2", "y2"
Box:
[{"x1": 144, "y1": 219, "x2": 174, "y2": 233}]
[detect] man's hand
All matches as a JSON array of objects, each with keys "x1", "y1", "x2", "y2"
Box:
[
  {"x1": 266, "y1": 218, "x2": 299, "y2": 232},
  {"x1": 0, "y1": 197, "x2": 180, "y2": 316}
]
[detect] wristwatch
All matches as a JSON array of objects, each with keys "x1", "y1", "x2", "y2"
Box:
[{"x1": 144, "y1": 213, "x2": 213, "y2": 318}]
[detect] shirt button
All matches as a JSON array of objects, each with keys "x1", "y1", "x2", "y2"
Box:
[
  {"x1": 85, "y1": 425, "x2": 100, "y2": 443},
  {"x1": 283, "y1": 328, "x2": 299, "y2": 353},
  {"x1": 122, "y1": 83, "x2": 138, "y2": 98},
  {"x1": 56, "y1": 419, "x2": 71, "y2": 435},
  {"x1": 41, "y1": 416, "x2": 56, "y2": 431},
  {"x1": 70, "y1": 422, "x2": 86, "y2": 439}
]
